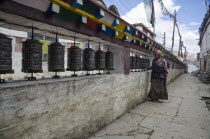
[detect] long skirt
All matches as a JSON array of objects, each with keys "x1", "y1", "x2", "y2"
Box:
[{"x1": 148, "y1": 78, "x2": 168, "y2": 100}]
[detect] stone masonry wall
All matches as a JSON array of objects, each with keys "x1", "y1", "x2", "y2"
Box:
[
  {"x1": 206, "y1": 54, "x2": 210, "y2": 72},
  {"x1": 167, "y1": 69, "x2": 185, "y2": 84},
  {"x1": 0, "y1": 69, "x2": 184, "y2": 139},
  {"x1": 0, "y1": 72, "x2": 150, "y2": 139}
]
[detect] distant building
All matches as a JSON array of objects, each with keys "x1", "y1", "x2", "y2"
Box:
[
  {"x1": 198, "y1": 8, "x2": 210, "y2": 72},
  {"x1": 133, "y1": 23, "x2": 155, "y2": 40}
]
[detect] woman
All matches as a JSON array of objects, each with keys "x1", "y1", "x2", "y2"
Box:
[{"x1": 148, "y1": 50, "x2": 168, "y2": 102}]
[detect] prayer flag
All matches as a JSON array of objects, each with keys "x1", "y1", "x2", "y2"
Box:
[{"x1": 144, "y1": 0, "x2": 155, "y2": 27}]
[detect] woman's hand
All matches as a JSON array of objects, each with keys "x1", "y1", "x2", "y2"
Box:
[{"x1": 146, "y1": 66, "x2": 152, "y2": 70}]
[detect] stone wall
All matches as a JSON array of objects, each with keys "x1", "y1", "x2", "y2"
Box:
[
  {"x1": 0, "y1": 72, "x2": 150, "y2": 139},
  {"x1": 0, "y1": 68, "x2": 184, "y2": 139},
  {"x1": 206, "y1": 54, "x2": 210, "y2": 72},
  {"x1": 199, "y1": 20, "x2": 210, "y2": 72},
  {"x1": 167, "y1": 69, "x2": 185, "y2": 84}
]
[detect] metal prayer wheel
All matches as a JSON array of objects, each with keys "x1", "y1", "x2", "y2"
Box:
[
  {"x1": 131, "y1": 56, "x2": 136, "y2": 69},
  {"x1": 136, "y1": 55, "x2": 140, "y2": 70},
  {"x1": 66, "y1": 45, "x2": 82, "y2": 76},
  {"x1": 144, "y1": 58, "x2": 147, "y2": 68},
  {"x1": 147, "y1": 59, "x2": 150, "y2": 67},
  {"x1": 105, "y1": 49, "x2": 114, "y2": 74},
  {"x1": 48, "y1": 41, "x2": 65, "y2": 78},
  {"x1": 139, "y1": 58, "x2": 142, "y2": 70},
  {"x1": 0, "y1": 33, "x2": 14, "y2": 83},
  {"x1": 167, "y1": 63, "x2": 170, "y2": 69},
  {"x1": 139, "y1": 58, "x2": 143, "y2": 69},
  {"x1": 146, "y1": 57, "x2": 150, "y2": 71},
  {"x1": 142, "y1": 58, "x2": 146, "y2": 70},
  {"x1": 66, "y1": 37, "x2": 82, "y2": 77},
  {"x1": 95, "y1": 45, "x2": 105, "y2": 75},
  {"x1": 83, "y1": 46, "x2": 95, "y2": 75},
  {"x1": 22, "y1": 39, "x2": 43, "y2": 80}
]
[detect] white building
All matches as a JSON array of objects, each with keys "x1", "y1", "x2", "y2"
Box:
[{"x1": 199, "y1": 7, "x2": 210, "y2": 72}]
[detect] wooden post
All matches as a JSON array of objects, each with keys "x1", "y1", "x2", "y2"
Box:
[
  {"x1": 124, "y1": 47, "x2": 130, "y2": 75},
  {"x1": 181, "y1": 41, "x2": 183, "y2": 58},
  {"x1": 171, "y1": 10, "x2": 176, "y2": 53},
  {"x1": 163, "y1": 32, "x2": 166, "y2": 48},
  {"x1": 178, "y1": 38, "x2": 181, "y2": 58}
]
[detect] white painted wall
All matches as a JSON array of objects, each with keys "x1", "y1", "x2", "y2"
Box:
[
  {"x1": 200, "y1": 23, "x2": 210, "y2": 72},
  {"x1": 0, "y1": 27, "x2": 27, "y2": 38},
  {"x1": 200, "y1": 25, "x2": 210, "y2": 57}
]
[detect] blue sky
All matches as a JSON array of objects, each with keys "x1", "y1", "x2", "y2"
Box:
[
  {"x1": 104, "y1": 0, "x2": 207, "y2": 32},
  {"x1": 175, "y1": 0, "x2": 207, "y2": 30},
  {"x1": 103, "y1": 0, "x2": 208, "y2": 54}
]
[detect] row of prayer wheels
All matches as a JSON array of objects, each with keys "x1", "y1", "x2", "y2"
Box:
[
  {"x1": 130, "y1": 56, "x2": 150, "y2": 71},
  {"x1": 0, "y1": 33, "x2": 14, "y2": 83},
  {"x1": 0, "y1": 32, "x2": 114, "y2": 82}
]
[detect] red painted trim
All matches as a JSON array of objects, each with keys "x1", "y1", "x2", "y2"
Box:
[{"x1": 85, "y1": 18, "x2": 100, "y2": 31}]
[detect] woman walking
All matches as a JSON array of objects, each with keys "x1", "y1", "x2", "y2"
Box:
[{"x1": 148, "y1": 50, "x2": 168, "y2": 102}]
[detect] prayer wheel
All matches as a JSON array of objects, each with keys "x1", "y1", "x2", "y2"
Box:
[
  {"x1": 142, "y1": 58, "x2": 146, "y2": 70},
  {"x1": 139, "y1": 58, "x2": 143, "y2": 70},
  {"x1": 139, "y1": 57, "x2": 142, "y2": 70},
  {"x1": 0, "y1": 33, "x2": 14, "y2": 83},
  {"x1": 167, "y1": 63, "x2": 170, "y2": 69},
  {"x1": 147, "y1": 59, "x2": 150, "y2": 67},
  {"x1": 22, "y1": 28, "x2": 43, "y2": 80},
  {"x1": 105, "y1": 48, "x2": 114, "y2": 74},
  {"x1": 136, "y1": 55, "x2": 140, "y2": 71},
  {"x1": 83, "y1": 45, "x2": 95, "y2": 75},
  {"x1": 95, "y1": 45, "x2": 105, "y2": 75},
  {"x1": 145, "y1": 59, "x2": 149, "y2": 71},
  {"x1": 130, "y1": 56, "x2": 132, "y2": 70},
  {"x1": 66, "y1": 45, "x2": 82, "y2": 76},
  {"x1": 66, "y1": 37, "x2": 82, "y2": 77},
  {"x1": 131, "y1": 56, "x2": 136, "y2": 69},
  {"x1": 48, "y1": 41, "x2": 65, "y2": 78},
  {"x1": 144, "y1": 58, "x2": 149, "y2": 70}
]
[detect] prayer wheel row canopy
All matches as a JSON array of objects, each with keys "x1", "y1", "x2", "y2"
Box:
[
  {"x1": 0, "y1": 33, "x2": 14, "y2": 74},
  {"x1": 22, "y1": 39, "x2": 43, "y2": 73},
  {"x1": 67, "y1": 45, "x2": 82, "y2": 71},
  {"x1": 48, "y1": 42, "x2": 65, "y2": 72}
]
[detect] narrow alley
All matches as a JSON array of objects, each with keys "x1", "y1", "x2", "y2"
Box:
[
  {"x1": 90, "y1": 74, "x2": 210, "y2": 139},
  {"x1": 0, "y1": 1, "x2": 209, "y2": 139}
]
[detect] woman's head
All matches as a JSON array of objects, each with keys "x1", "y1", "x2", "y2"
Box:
[{"x1": 153, "y1": 50, "x2": 162, "y2": 59}]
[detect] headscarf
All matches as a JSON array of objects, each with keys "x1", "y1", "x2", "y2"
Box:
[{"x1": 153, "y1": 50, "x2": 163, "y2": 56}]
